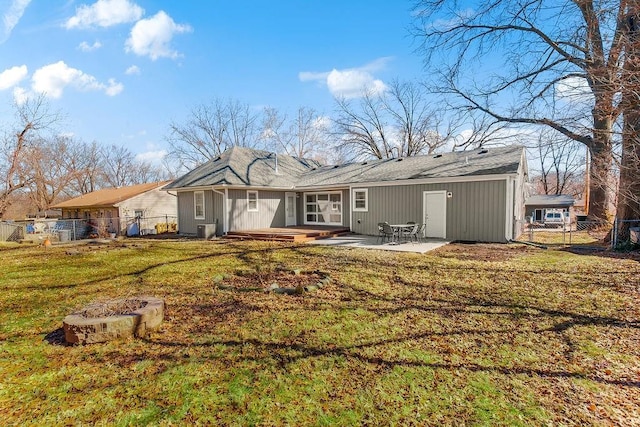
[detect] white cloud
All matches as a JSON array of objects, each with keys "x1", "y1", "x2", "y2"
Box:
[
  {"x1": 12, "y1": 86, "x2": 27, "y2": 105},
  {"x1": 555, "y1": 75, "x2": 593, "y2": 103},
  {"x1": 1, "y1": 0, "x2": 31, "y2": 44},
  {"x1": 65, "y1": 0, "x2": 144, "y2": 29},
  {"x1": 125, "y1": 65, "x2": 140, "y2": 75},
  {"x1": 105, "y1": 78, "x2": 123, "y2": 96},
  {"x1": 125, "y1": 11, "x2": 192, "y2": 60},
  {"x1": 135, "y1": 149, "x2": 167, "y2": 163},
  {"x1": 31, "y1": 61, "x2": 123, "y2": 98},
  {"x1": 0, "y1": 65, "x2": 28, "y2": 90},
  {"x1": 299, "y1": 58, "x2": 391, "y2": 98},
  {"x1": 78, "y1": 40, "x2": 102, "y2": 52}
]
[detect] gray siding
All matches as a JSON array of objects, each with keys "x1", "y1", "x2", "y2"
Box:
[
  {"x1": 350, "y1": 180, "x2": 508, "y2": 243},
  {"x1": 228, "y1": 189, "x2": 285, "y2": 230},
  {"x1": 177, "y1": 190, "x2": 222, "y2": 235}
]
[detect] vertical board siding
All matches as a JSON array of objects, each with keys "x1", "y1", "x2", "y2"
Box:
[
  {"x1": 177, "y1": 190, "x2": 220, "y2": 235},
  {"x1": 350, "y1": 180, "x2": 507, "y2": 242},
  {"x1": 228, "y1": 189, "x2": 285, "y2": 230}
]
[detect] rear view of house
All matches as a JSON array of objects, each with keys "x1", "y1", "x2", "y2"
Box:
[{"x1": 165, "y1": 146, "x2": 528, "y2": 243}]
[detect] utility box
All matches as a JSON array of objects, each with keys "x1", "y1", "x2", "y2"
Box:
[{"x1": 197, "y1": 224, "x2": 216, "y2": 239}]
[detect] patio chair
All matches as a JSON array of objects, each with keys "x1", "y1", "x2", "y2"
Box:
[
  {"x1": 381, "y1": 222, "x2": 399, "y2": 244},
  {"x1": 376, "y1": 222, "x2": 388, "y2": 244},
  {"x1": 407, "y1": 223, "x2": 425, "y2": 243}
]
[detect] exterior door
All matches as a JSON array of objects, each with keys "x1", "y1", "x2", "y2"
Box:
[
  {"x1": 285, "y1": 192, "x2": 296, "y2": 226},
  {"x1": 423, "y1": 191, "x2": 447, "y2": 239}
]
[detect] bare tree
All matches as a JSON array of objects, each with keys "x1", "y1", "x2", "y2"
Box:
[
  {"x1": 530, "y1": 130, "x2": 586, "y2": 198},
  {"x1": 167, "y1": 98, "x2": 262, "y2": 167},
  {"x1": 331, "y1": 80, "x2": 493, "y2": 160},
  {"x1": 262, "y1": 106, "x2": 329, "y2": 158},
  {"x1": 24, "y1": 136, "x2": 78, "y2": 212},
  {"x1": 64, "y1": 140, "x2": 105, "y2": 195},
  {"x1": 412, "y1": 0, "x2": 640, "y2": 220},
  {"x1": 617, "y1": 8, "x2": 640, "y2": 222},
  {"x1": 383, "y1": 80, "x2": 448, "y2": 156},
  {"x1": 332, "y1": 91, "x2": 392, "y2": 160},
  {"x1": 101, "y1": 145, "x2": 166, "y2": 188},
  {"x1": 0, "y1": 95, "x2": 60, "y2": 219}
]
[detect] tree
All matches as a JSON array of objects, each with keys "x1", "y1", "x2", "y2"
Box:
[
  {"x1": 530, "y1": 130, "x2": 586, "y2": 198},
  {"x1": 101, "y1": 145, "x2": 167, "y2": 188},
  {"x1": 262, "y1": 106, "x2": 329, "y2": 158},
  {"x1": 617, "y1": 7, "x2": 640, "y2": 222},
  {"x1": 412, "y1": 0, "x2": 640, "y2": 220},
  {"x1": 24, "y1": 136, "x2": 78, "y2": 212},
  {"x1": 167, "y1": 98, "x2": 262, "y2": 168},
  {"x1": 332, "y1": 80, "x2": 451, "y2": 160},
  {"x1": 64, "y1": 140, "x2": 104, "y2": 195},
  {"x1": 0, "y1": 95, "x2": 60, "y2": 219}
]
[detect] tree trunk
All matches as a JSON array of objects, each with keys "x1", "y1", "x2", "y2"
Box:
[
  {"x1": 617, "y1": 6, "x2": 640, "y2": 223},
  {"x1": 587, "y1": 112, "x2": 615, "y2": 221}
]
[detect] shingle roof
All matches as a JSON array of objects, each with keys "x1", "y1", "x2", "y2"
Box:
[
  {"x1": 52, "y1": 181, "x2": 171, "y2": 209},
  {"x1": 163, "y1": 147, "x2": 321, "y2": 189},
  {"x1": 297, "y1": 145, "x2": 524, "y2": 187},
  {"x1": 525, "y1": 194, "x2": 575, "y2": 207},
  {"x1": 165, "y1": 145, "x2": 525, "y2": 190}
]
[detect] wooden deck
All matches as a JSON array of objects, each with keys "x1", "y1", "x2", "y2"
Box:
[{"x1": 225, "y1": 226, "x2": 350, "y2": 242}]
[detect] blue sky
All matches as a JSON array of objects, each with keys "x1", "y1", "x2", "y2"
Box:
[{"x1": 0, "y1": 0, "x2": 426, "y2": 163}]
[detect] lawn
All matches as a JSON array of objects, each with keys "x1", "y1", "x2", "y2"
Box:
[{"x1": 0, "y1": 239, "x2": 638, "y2": 426}]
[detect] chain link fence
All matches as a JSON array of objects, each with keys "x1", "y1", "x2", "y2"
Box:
[
  {"x1": 1, "y1": 215, "x2": 178, "y2": 242},
  {"x1": 515, "y1": 219, "x2": 612, "y2": 248},
  {"x1": 515, "y1": 217, "x2": 640, "y2": 249}
]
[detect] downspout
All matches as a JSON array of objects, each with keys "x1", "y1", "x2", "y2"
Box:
[{"x1": 212, "y1": 188, "x2": 227, "y2": 235}]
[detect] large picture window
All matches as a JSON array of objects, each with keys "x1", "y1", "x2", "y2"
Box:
[
  {"x1": 304, "y1": 192, "x2": 342, "y2": 225},
  {"x1": 194, "y1": 191, "x2": 205, "y2": 219},
  {"x1": 353, "y1": 188, "x2": 368, "y2": 212}
]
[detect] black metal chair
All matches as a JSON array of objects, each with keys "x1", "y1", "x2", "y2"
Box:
[{"x1": 381, "y1": 222, "x2": 399, "y2": 243}]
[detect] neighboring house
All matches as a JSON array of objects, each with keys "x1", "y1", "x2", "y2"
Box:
[
  {"x1": 165, "y1": 146, "x2": 528, "y2": 243},
  {"x1": 525, "y1": 194, "x2": 575, "y2": 222},
  {"x1": 52, "y1": 181, "x2": 176, "y2": 234}
]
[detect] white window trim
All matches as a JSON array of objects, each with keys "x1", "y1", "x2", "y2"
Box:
[
  {"x1": 304, "y1": 191, "x2": 342, "y2": 225},
  {"x1": 353, "y1": 188, "x2": 368, "y2": 212},
  {"x1": 194, "y1": 191, "x2": 205, "y2": 220},
  {"x1": 247, "y1": 190, "x2": 259, "y2": 212}
]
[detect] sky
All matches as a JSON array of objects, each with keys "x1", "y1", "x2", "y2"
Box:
[{"x1": 0, "y1": 0, "x2": 427, "y2": 164}]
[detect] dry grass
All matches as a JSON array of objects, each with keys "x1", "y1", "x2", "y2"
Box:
[{"x1": 0, "y1": 239, "x2": 638, "y2": 426}]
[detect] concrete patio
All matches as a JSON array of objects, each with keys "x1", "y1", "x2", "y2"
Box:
[{"x1": 306, "y1": 234, "x2": 449, "y2": 254}]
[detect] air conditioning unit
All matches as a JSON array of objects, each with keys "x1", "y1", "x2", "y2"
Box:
[{"x1": 197, "y1": 224, "x2": 216, "y2": 239}]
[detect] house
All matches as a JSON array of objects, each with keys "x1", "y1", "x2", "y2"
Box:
[
  {"x1": 164, "y1": 145, "x2": 528, "y2": 243},
  {"x1": 525, "y1": 194, "x2": 575, "y2": 223},
  {"x1": 52, "y1": 181, "x2": 177, "y2": 235}
]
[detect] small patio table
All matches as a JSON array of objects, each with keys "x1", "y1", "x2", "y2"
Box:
[{"x1": 389, "y1": 224, "x2": 415, "y2": 243}]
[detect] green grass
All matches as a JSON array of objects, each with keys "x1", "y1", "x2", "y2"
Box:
[{"x1": 0, "y1": 239, "x2": 638, "y2": 426}]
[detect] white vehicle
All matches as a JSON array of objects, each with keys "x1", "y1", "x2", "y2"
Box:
[{"x1": 544, "y1": 210, "x2": 570, "y2": 227}]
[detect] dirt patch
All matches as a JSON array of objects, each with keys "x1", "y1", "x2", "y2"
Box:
[
  {"x1": 218, "y1": 270, "x2": 326, "y2": 292},
  {"x1": 431, "y1": 242, "x2": 538, "y2": 261}
]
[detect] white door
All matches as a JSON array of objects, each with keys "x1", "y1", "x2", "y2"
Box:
[
  {"x1": 423, "y1": 191, "x2": 447, "y2": 239},
  {"x1": 285, "y1": 192, "x2": 296, "y2": 226}
]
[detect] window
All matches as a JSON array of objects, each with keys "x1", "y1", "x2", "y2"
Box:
[
  {"x1": 194, "y1": 191, "x2": 205, "y2": 219},
  {"x1": 247, "y1": 191, "x2": 258, "y2": 212},
  {"x1": 134, "y1": 210, "x2": 143, "y2": 219},
  {"x1": 353, "y1": 188, "x2": 368, "y2": 212},
  {"x1": 304, "y1": 192, "x2": 342, "y2": 224}
]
